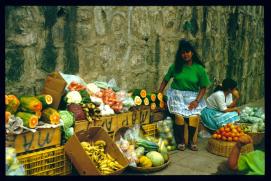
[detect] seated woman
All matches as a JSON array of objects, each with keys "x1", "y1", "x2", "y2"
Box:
[{"x1": 200, "y1": 78, "x2": 240, "y2": 132}]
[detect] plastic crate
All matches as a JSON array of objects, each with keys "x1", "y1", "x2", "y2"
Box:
[
  {"x1": 17, "y1": 146, "x2": 72, "y2": 176},
  {"x1": 142, "y1": 123, "x2": 157, "y2": 137}
]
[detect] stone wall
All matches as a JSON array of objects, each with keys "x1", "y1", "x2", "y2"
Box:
[{"x1": 5, "y1": 6, "x2": 264, "y2": 105}]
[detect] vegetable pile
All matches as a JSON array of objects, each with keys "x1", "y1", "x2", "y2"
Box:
[
  {"x1": 238, "y1": 106, "x2": 265, "y2": 133},
  {"x1": 115, "y1": 125, "x2": 169, "y2": 169},
  {"x1": 157, "y1": 117, "x2": 177, "y2": 151},
  {"x1": 212, "y1": 123, "x2": 245, "y2": 142}
]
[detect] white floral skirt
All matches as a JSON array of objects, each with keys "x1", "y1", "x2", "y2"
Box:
[{"x1": 166, "y1": 88, "x2": 207, "y2": 118}]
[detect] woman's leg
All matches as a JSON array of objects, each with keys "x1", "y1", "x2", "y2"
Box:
[
  {"x1": 174, "y1": 114, "x2": 185, "y2": 150},
  {"x1": 188, "y1": 115, "x2": 200, "y2": 151}
]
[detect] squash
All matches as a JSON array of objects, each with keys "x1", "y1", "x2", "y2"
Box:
[
  {"x1": 19, "y1": 96, "x2": 42, "y2": 112},
  {"x1": 36, "y1": 95, "x2": 53, "y2": 108},
  {"x1": 140, "y1": 89, "x2": 147, "y2": 98},
  {"x1": 41, "y1": 107, "x2": 60, "y2": 125},
  {"x1": 134, "y1": 96, "x2": 142, "y2": 106},
  {"x1": 157, "y1": 92, "x2": 163, "y2": 102},
  {"x1": 138, "y1": 156, "x2": 152, "y2": 168},
  {"x1": 143, "y1": 97, "x2": 149, "y2": 106},
  {"x1": 150, "y1": 93, "x2": 156, "y2": 102},
  {"x1": 5, "y1": 95, "x2": 20, "y2": 114},
  {"x1": 16, "y1": 112, "x2": 39, "y2": 128},
  {"x1": 150, "y1": 102, "x2": 156, "y2": 110},
  {"x1": 159, "y1": 101, "x2": 165, "y2": 109}
]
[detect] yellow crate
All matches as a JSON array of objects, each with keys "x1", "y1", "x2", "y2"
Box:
[
  {"x1": 142, "y1": 123, "x2": 157, "y2": 137},
  {"x1": 17, "y1": 146, "x2": 72, "y2": 176}
]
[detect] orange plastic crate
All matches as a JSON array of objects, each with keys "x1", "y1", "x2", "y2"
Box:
[{"x1": 17, "y1": 146, "x2": 72, "y2": 176}]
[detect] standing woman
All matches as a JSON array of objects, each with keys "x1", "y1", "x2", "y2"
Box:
[{"x1": 158, "y1": 39, "x2": 211, "y2": 151}]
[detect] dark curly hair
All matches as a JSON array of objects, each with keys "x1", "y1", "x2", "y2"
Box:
[
  {"x1": 213, "y1": 78, "x2": 237, "y2": 92},
  {"x1": 174, "y1": 39, "x2": 205, "y2": 73}
]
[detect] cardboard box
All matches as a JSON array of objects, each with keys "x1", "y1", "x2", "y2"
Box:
[
  {"x1": 6, "y1": 128, "x2": 61, "y2": 154},
  {"x1": 42, "y1": 72, "x2": 67, "y2": 109},
  {"x1": 64, "y1": 127, "x2": 129, "y2": 175},
  {"x1": 94, "y1": 115, "x2": 119, "y2": 132}
]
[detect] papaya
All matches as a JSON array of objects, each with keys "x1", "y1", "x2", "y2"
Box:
[
  {"x1": 41, "y1": 107, "x2": 60, "y2": 125},
  {"x1": 134, "y1": 96, "x2": 142, "y2": 106},
  {"x1": 143, "y1": 97, "x2": 150, "y2": 106},
  {"x1": 19, "y1": 96, "x2": 42, "y2": 112},
  {"x1": 16, "y1": 112, "x2": 39, "y2": 128},
  {"x1": 5, "y1": 95, "x2": 20, "y2": 114},
  {"x1": 36, "y1": 95, "x2": 53, "y2": 108}
]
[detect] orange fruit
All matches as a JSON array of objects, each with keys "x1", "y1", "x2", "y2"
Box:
[
  {"x1": 220, "y1": 127, "x2": 225, "y2": 132},
  {"x1": 237, "y1": 127, "x2": 242, "y2": 132},
  {"x1": 224, "y1": 132, "x2": 230, "y2": 137},
  {"x1": 222, "y1": 136, "x2": 227, "y2": 141},
  {"x1": 217, "y1": 134, "x2": 222, "y2": 139},
  {"x1": 228, "y1": 137, "x2": 233, "y2": 142},
  {"x1": 228, "y1": 132, "x2": 233, "y2": 137},
  {"x1": 226, "y1": 123, "x2": 232, "y2": 127},
  {"x1": 231, "y1": 133, "x2": 236, "y2": 137},
  {"x1": 233, "y1": 137, "x2": 239, "y2": 142}
]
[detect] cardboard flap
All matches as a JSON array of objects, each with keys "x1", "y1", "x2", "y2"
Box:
[{"x1": 64, "y1": 134, "x2": 99, "y2": 175}]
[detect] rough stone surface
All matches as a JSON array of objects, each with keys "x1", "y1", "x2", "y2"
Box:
[{"x1": 5, "y1": 6, "x2": 264, "y2": 105}]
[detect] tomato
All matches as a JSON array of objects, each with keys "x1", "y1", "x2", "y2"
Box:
[
  {"x1": 227, "y1": 137, "x2": 233, "y2": 142},
  {"x1": 217, "y1": 134, "x2": 222, "y2": 139},
  {"x1": 225, "y1": 128, "x2": 230, "y2": 132},
  {"x1": 233, "y1": 137, "x2": 239, "y2": 142},
  {"x1": 226, "y1": 123, "x2": 232, "y2": 127},
  {"x1": 222, "y1": 136, "x2": 227, "y2": 141},
  {"x1": 232, "y1": 129, "x2": 238, "y2": 134},
  {"x1": 224, "y1": 132, "x2": 230, "y2": 137},
  {"x1": 231, "y1": 133, "x2": 236, "y2": 137},
  {"x1": 212, "y1": 134, "x2": 218, "y2": 139},
  {"x1": 230, "y1": 125, "x2": 235, "y2": 130},
  {"x1": 228, "y1": 132, "x2": 233, "y2": 137},
  {"x1": 237, "y1": 127, "x2": 242, "y2": 132},
  {"x1": 220, "y1": 127, "x2": 225, "y2": 132}
]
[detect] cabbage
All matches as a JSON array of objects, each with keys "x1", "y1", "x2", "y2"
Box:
[
  {"x1": 135, "y1": 147, "x2": 145, "y2": 158},
  {"x1": 65, "y1": 127, "x2": 74, "y2": 140},
  {"x1": 59, "y1": 111, "x2": 74, "y2": 130},
  {"x1": 146, "y1": 151, "x2": 165, "y2": 167}
]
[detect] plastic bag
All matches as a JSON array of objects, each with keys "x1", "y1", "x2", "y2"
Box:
[
  {"x1": 6, "y1": 147, "x2": 25, "y2": 175},
  {"x1": 108, "y1": 78, "x2": 120, "y2": 92},
  {"x1": 59, "y1": 72, "x2": 87, "y2": 91}
]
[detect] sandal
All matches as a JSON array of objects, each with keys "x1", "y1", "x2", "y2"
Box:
[
  {"x1": 177, "y1": 144, "x2": 186, "y2": 151},
  {"x1": 189, "y1": 144, "x2": 198, "y2": 151}
]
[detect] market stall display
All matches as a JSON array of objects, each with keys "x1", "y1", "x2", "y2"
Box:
[
  {"x1": 236, "y1": 106, "x2": 265, "y2": 145},
  {"x1": 114, "y1": 125, "x2": 170, "y2": 173},
  {"x1": 207, "y1": 123, "x2": 254, "y2": 157}
]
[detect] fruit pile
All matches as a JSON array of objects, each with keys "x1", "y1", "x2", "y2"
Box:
[{"x1": 212, "y1": 123, "x2": 245, "y2": 142}]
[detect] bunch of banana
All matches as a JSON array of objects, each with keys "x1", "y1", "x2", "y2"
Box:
[
  {"x1": 81, "y1": 140, "x2": 124, "y2": 175},
  {"x1": 81, "y1": 103, "x2": 101, "y2": 123}
]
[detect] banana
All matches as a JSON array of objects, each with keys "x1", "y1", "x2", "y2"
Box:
[{"x1": 94, "y1": 140, "x2": 106, "y2": 147}]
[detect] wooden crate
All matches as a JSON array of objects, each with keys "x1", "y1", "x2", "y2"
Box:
[
  {"x1": 6, "y1": 127, "x2": 61, "y2": 154},
  {"x1": 94, "y1": 114, "x2": 119, "y2": 132},
  {"x1": 74, "y1": 120, "x2": 93, "y2": 133},
  {"x1": 133, "y1": 108, "x2": 150, "y2": 125},
  {"x1": 117, "y1": 112, "x2": 133, "y2": 128}
]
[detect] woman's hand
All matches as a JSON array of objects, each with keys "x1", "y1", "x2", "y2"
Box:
[
  {"x1": 238, "y1": 134, "x2": 253, "y2": 147},
  {"x1": 188, "y1": 100, "x2": 199, "y2": 110}
]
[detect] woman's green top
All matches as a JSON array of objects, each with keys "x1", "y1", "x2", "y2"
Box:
[
  {"x1": 238, "y1": 150, "x2": 265, "y2": 175},
  {"x1": 164, "y1": 63, "x2": 211, "y2": 92}
]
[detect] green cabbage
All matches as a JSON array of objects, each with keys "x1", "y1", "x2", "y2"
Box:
[{"x1": 59, "y1": 111, "x2": 74, "y2": 130}]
